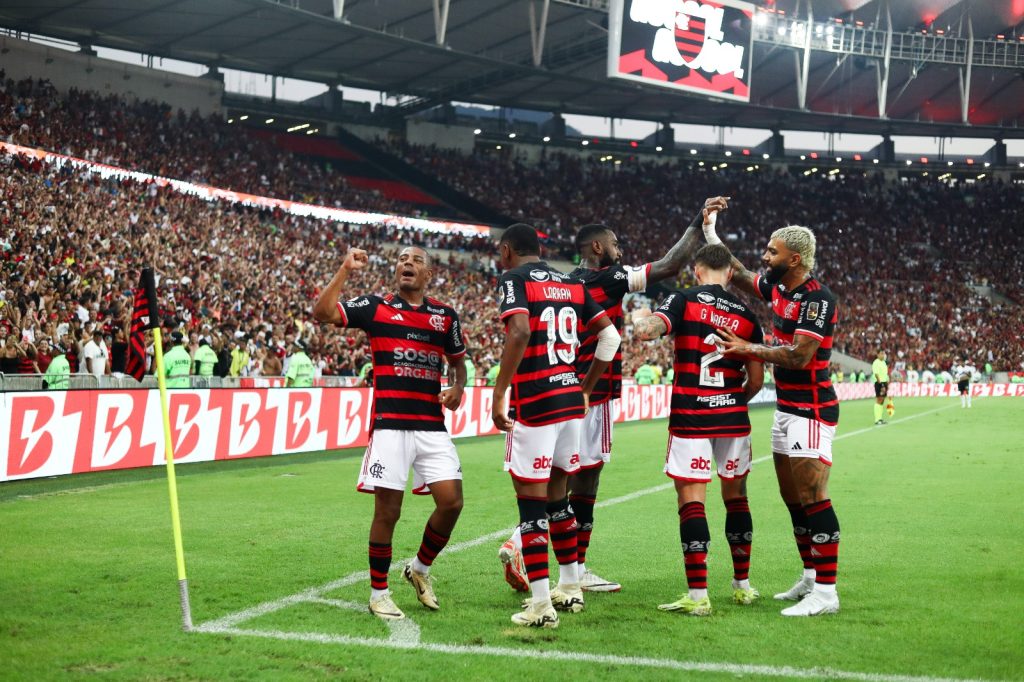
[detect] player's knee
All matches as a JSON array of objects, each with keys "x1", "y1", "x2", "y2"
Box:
[
  {"x1": 436, "y1": 494, "x2": 464, "y2": 518},
  {"x1": 572, "y1": 468, "x2": 600, "y2": 495},
  {"x1": 373, "y1": 504, "x2": 402, "y2": 527}
]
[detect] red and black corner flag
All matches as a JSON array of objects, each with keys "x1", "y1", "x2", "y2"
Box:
[{"x1": 125, "y1": 268, "x2": 160, "y2": 382}]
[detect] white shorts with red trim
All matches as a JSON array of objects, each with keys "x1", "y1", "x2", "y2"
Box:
[
  {"x1": 771, "y1": 411, "x2": 835, "y2": 465},
  {"x1": 357, "y1": 429, "x2": 462, "y2": 494},
  {"x1": 504, "y1": 418, "x2": 582, "y2": 483},
  {"x1": 664, "y1": 434, "x2": 752, "y2": 482},
  {"x1": 579, "y1": 400, "x2": 613, "y2": 468}
]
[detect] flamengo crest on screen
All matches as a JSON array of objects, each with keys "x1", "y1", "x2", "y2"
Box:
[{"x1": 608, "y1": 0, "x2": 754, "y2": 102}]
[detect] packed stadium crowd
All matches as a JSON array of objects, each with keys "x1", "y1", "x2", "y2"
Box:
[
  {"x1": 0, "y1": 156, "x2": 504, "y2": 382},
  {"x1": 3, "y1": 81, "x2": 1023, "y2": 383},
  {"x1": 0, "y1": 74, "x2": 430, "y2": 215},
  {"x1": 394, "y1": 143, "x2": 1024, "y2": 374}
]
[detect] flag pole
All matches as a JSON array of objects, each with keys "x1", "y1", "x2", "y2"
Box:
[{"x1": 152, "y1": 326, "x2": 193, "y2": 631}]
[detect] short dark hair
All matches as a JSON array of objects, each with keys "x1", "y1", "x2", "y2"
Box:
[
  {"x1": 575, "y1": 224, "x2": 611, "y2": 254},
  {"x1": 694, "y1": 243, "x2": 732, "y2": 271},
  {"x1": 399, "y1": 244, "x2": 431, "y2": 266},
  {"x1": 500, "y1": 223, "x2": 540, "y2": 256}
]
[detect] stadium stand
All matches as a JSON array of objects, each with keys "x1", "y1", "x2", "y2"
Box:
[
  {"x1": 2, "y1": 80, "x2": 1023, "y2": 383},
  {"x1": 0, "y1": 74, "x2": 460, "y2": 218}
]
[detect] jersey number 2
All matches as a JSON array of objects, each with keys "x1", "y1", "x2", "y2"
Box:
[
  {"x1": 699, "y1": 333, "x2": 725, "y2": 388},
  {"x1": 540, "y1": 306, "x2": 578, "y2": 365}
]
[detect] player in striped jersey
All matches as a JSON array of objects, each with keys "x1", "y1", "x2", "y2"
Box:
[
  {"x1": 632, "y1": 240, "x2": 765, "y2": 616},
  {"x1": 549, "y1": 195, "x2": 731, "y2": 594},
  {"x1": 313, "y1": 246, "x2": 467, "y2": 622},
  {"x1": 492, "y1": 224, "x2": 621, "y2": 628},
  {"x1": 706, "y1": 216, "x2": 843, "y2": 617}
]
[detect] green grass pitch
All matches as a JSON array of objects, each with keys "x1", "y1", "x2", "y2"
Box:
[{"x1": 2, "y1": 396, "x2": 1022, "y2": 681}]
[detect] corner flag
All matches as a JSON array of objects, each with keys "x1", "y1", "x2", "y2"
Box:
[
  {"x1": 131, "y1": 267, "x2": 194, "y2": 631},
  {"x1": 125, "y1": 268, "x2": 159, "y2": 382}
]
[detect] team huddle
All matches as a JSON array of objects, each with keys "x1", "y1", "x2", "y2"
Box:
[{"x1": 313, "y1": 196, "x2": 843, "y2": 628}]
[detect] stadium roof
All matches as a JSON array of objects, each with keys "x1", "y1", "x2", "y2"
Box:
[{"x1": 2, "y1": 0, "x2": 1023, "y2": 137}]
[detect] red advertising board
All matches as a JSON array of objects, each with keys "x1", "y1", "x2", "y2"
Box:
[{"x1": 3, "y1": 383, "x2": 1019, "y2": 482}]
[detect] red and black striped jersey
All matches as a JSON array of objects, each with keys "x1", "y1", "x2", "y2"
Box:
[
  {"x1": 569, "y1": 263, "x2": 651, "y2": 405},
  {"x1": 654, "y1": 284, "x2": 764, "y2": 438},
  {"x1": 336, "y1": 293, "x2": 466, "y2": 432},
  {"x1": 754, "y1": 274, "x2": 839, "y2": 425},
  {"x1": 499, "y1": 262, "x2": 607, "y2": 426}
]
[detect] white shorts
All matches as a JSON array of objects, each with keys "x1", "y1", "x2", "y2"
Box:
[
  {"x1": 579, "y1": 400, "x2": 613, "y2": 469},
  {"x1": 504, "y1": 418, "x2": 582, "y2": 483},
  {"x1": 771, "y1": 411, "x2": 835, "y2": 465},
  {"x1": 357, "y1": 429, "x2": 462, "y2": 495},
  {"x1": 664, "y1": 434, "x2": 752, "y2": 482}
]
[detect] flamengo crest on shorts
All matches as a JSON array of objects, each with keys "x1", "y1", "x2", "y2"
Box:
[{"x1": 336, "y1": 293, "x2": 466, "y2": 432}]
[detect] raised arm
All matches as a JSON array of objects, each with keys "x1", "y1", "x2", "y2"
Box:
[
  {"x1": 630, "y1": 307, "x2": 667, "y2": 341},
  {"x1": 648, "y1": 196, "x2": 731, "y2": 283},
  {"x1": 312, "y1": 248, "x2": 368, "y2": 325},
  {"x1": 701, "y1": 209, "x2": 760, "y2": 298}
]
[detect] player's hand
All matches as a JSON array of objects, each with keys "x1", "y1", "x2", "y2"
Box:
[
  {"x1": 631, "y1": 308, "x2": 653, "y2": 321},
  {"x1": 342, "y1": 248, "x2": 368, "y2": 273},
  {"x1": 491, "y1": 394, "x2": 513, "y2": 432},
  {"x1": 582, "y1": 391, "x2": 591, "y2": 416},
  {"x1": 714, "y1": 327, "x2": 746, "y2": 355},
  {"x1": 702, "y1": 207, "x2": 719, "y2": 227},
  {"x1": 703, "y1": 195, "x2": 730, "y2": 214},
  {"x1": 438, "y1": 385, "x2": 464, "y2": 411}
]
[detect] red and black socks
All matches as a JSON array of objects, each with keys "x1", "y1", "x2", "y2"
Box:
[
  {"x1": 786, "y1": 502, "x2": 815, "y2": 579},
  {"x1": 804, "y1": 499, "x2": 840, "y2": 592},
  {"x1": 517, "y1": 495, "x2": 550, "y2": 603},
  {"x1": 411, "y1": 523, "x2": 450, "y2": 575},
  {"x1": 547, "y1": 497, "x2": 579, "y2": 585},
  {"x1": 724, "y1": 496, "x2": 753, "y2": 586},
  {"x1": 569, "y1": 493, "x2": 596, "y2": 567},
  {"x1": 369, "y1": 542, "x2": 392, "y2": 597},
  {"x1": 679, "y1": 501, "x2": 710, "y2": 598}
]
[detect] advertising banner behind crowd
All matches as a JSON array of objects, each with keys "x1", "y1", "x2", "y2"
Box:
[
  {"x1": 608, "y1": 0, "x2": 755, "y2": 102},
  {"x1": 0, "y1": 141, "x2": 492, "y2": 237},
  {"x1": 3, "y1": 383, "x2": 1018, "y2": 482}
]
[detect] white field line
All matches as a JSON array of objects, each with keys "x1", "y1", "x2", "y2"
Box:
[
  {"x1": 194, "y1": 481, "x2": 675, "y2": 631},
  {"x1": 200, "y1": 625, "x2": 998, "y2": 682},
  {"x1": 191, "y1": 401, "x2": 993, "y2": 682}
]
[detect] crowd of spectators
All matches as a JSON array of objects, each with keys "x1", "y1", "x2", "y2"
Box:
[
  {"x1": 0, "y1": 156, "x2": 501, "y2": 382},
  {"x1": 0, "y1": 74, "x2": 439, "y2": 216},
  {"x1": 3, "y1": 79, "x2": 1022, "y2": 386},
  {"x1": 395, "y1": 143, "x2": 1024, "y2": 376}
]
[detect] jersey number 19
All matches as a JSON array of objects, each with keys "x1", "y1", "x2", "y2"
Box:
[{"x1": 540, "y1": 306, "x2": 578, "y2": 365}]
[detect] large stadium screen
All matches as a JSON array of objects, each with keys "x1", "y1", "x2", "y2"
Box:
[{"x1": 608, "y1": 0, "x2": 754, "y2": 102}]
